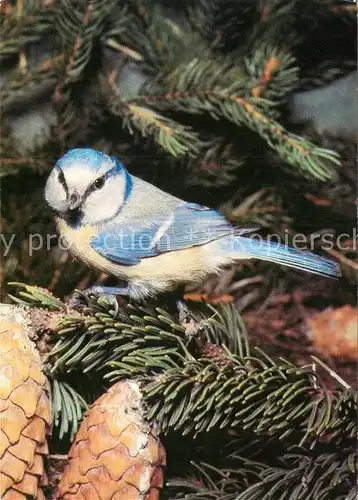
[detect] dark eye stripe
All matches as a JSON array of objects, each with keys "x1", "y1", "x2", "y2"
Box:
[
  {"x1": 57, "y1": 168, "x2": 68, "y2": 196},
  {"x1": 83, "y1": 175, "x2": 106, "y2": 200},
  {"x1": 83, "y1": 165, "x2": 122, "y2": 201}
]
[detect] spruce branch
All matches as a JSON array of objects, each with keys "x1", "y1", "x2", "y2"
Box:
[
  {"x1": 220, "y1": 188, "x2": 292, "y2": 230},
  {"x1": 2, "y1": 0, "x2": 347, "y2": 179},
  {"x1": 101, "y1": 3, "x2": 149, "y2": 64},
  {"x1": 124, "y1": 40, "x2": 340, "y2": 179},
  {"x1": 50, "y1": 378, "x2": 88, "y2": 440},
  {"x1": 0, "y1": 2, "x2": 54, "y2": 57},
  {"x1": 141, "y1": 352, "x2": 356, "y2": 441},
  {"x1": 127, "y1": 3, "x2": 200, "y2": 74},
  {"x1": 168, "y1": 447, "x2": 357, "y2": 500},
  {"x1": 106, "y1": 78, "x2": 201, "y2": 157},
  {"x1": 8, "y1": 282, "x2": 66, "y2": 310},
  {"x1": 54, "y1": 0, "x2": 113, "y2": 90},
  {"x1": 238, "y1": 445, "x2": 357, "y2": 500},
  {"x1": 188, "y1": 0, "x2": 258, "y2": 51},
  {"x1": 245, "y1": 42, "x2": 299, "y2": 101},
  {"x1": 185, "y1": 139, "x2": 246, "y2": 188},
  {"x1": 101, "y1": 4, "x2": 134, "y2": 54},
  {"x1": 53, "y1": 0, "x2": 114, "y2": 143},
  {"x1": 131, "y1": 85, "x2": 340, "y2": 180},
  {"x1": 1, "y1": 56, "x2": 64, "y2": 112},
  {"x1": 249, "y1": 0, "x2": 357, "y2": 48},
  {"x1": 8, "y1": 285, "x2": 357, "y2": 446},
  {"x1": 123, "y1": 103, "x2": 200, "y2": 158}
]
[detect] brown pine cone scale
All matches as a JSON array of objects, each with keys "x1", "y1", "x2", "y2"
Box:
[
  {"x1": 56, "y1": 380, "x2": 166, "y2": 499},
  {"x1": 0, "y1": 307, "x2": 51, "y2": 500}
]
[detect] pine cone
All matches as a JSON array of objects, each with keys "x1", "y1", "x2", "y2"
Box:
[
  {"x1": 0, "y1": 306, "x2": 51, "y2": 499},
  {"x1": 56, "y1": 380, "x2": 166, "y2": 499},
  {"x1": 306, "y1": 305, "x2": 358, "y2": 361}
]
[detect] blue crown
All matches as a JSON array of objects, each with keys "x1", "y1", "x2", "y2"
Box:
[{"x1": 57, "y1": 148, "x2": 114, "y2": 172}]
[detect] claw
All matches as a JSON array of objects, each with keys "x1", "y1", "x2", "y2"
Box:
[
  {"x1": 67, "y1": 286, "x2": 130, "y2": 313},
  {"x1": 67, "y1": 289, "x2": 91, "y2": 312}
]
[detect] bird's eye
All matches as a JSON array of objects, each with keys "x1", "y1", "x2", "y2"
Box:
[{"x1": 94, "y1": 177, "x2": 105, "y2": 190}]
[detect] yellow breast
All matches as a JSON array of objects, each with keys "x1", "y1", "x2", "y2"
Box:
[{"x1": 58, "y1": 220, "x2": 114, "y2": 274}]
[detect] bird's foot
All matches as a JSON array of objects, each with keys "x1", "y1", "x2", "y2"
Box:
[
  {"x1": 176, "y1": 299, "x2": 207, "y2": 338},
  {"x1": 68, "y1": 286, "x2": 130, "y2": 313},
  {"x1": 176, "y1": 299, "x2": 193, "y2": 325}
]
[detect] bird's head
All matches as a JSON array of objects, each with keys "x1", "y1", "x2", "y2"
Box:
[{"x1": 45, "y1": 148, "x2": 132, "y2": 226}]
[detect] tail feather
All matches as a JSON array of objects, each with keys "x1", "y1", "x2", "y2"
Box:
[{"x1": 218, "y1": 236, "x2": 341, "y2": 278}]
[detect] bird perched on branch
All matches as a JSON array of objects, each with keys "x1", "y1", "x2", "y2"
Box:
[{"x1": 45, "y1": 148, "x2": 340, "y2": 301}]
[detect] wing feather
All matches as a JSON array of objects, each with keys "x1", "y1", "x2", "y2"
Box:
[{"x1": 90, "y1": 202, "x2": 255, "y2": 266}]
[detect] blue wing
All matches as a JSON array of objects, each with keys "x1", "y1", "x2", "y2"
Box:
[
  {"x1": 90, "y1": 202, "x2": 253, "y2": 266},
  {"x1": 91, "y1": 226, "x2": 159, "y2": 265}
]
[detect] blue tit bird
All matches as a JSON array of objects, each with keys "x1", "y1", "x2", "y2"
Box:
[{"x1": 44, "y1": 148, "x2": 341, "y2": 301}]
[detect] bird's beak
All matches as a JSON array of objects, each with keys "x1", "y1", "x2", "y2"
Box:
[{"x1": 68, "y1": 191, "x2": 82, "y2": 211}]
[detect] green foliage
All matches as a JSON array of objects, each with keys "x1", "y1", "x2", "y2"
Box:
[
  {"x1": 0, "y1": 1, "x2": 54, "y2": 57},
  {"x1": 50, "y1": 378, "x2": 87, "y2": 440},
  {"x1": 2, "y1": 0, "x2": 355, "y2": 180},
  {"x1": 10, "y1": 285, "x2": 358, "y2": 442},
  {"x1": 168, "y1": 448, "x2": 357, "y2": 499},
  {"x1": 8, "y1": 282, "x2": 65, "y2": 309},
  {"x1": 1, "y1": 2, "x2": 357, "y2": 497},
  {"x1": 8, "y1": 283, "x2": 357, "y2": 498},
  {"x1": 119, "y1": 101, "x2": 201, "y2": 158}
]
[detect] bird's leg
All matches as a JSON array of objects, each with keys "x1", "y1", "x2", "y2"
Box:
[
  {"x1": 87, "y1": 285, "x2": 131, "y2": 297},
  {"x1": 68, "y1": 285, "x2": 131, "y2": 312},
  {"x1": 153, "y1": 287, "x2": 195, "y2": 326}
]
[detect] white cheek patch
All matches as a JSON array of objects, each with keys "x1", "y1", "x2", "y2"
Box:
[
  {"x1": 82, "y1": 174, "x2": 126, "y2": 224},
  {"x1": 45, "y1": 171, "x2": 68, "y2": 212}
]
